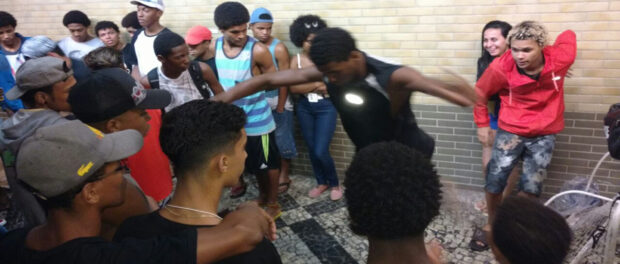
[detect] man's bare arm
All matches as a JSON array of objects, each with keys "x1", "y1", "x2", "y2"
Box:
[
  {"x1": 140, "y1": 75, "x2": 151, "y2": 89},
  {"x1": 274, "y1": 43, "x2": 290, "y2": 112},
  {"x1": 392, "y1": 67, "x2": 476, "y2": 107},
  {"x1": 198, "y1": 62, "x2": 224, "y2": 95},
  {"x1": 211, "y1": 66, "x2": 323, "y2": 103},
  {"x1": 131, "y1": 65, "x2": 142, "y2": 81}
]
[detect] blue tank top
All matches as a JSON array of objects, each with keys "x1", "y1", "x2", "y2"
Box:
[{"x1": 215, "y1": 36, "x2": 275, "y2": 136}]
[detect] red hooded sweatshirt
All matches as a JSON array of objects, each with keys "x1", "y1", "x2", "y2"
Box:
[{"x1": 474, "y1": 30, "x2": 577, "y2": 137}]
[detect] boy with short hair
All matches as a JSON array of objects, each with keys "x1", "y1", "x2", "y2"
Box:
[
  {"x1": 211, "y1": 1, "x2": 282, "y2": 218},
  {"x1": 0, "y1": 11, "x2": 27, "y2": 112},
  {"x1": 114, "y1": 100, "x2": 282, "y2": 263},
  {"x1": 58, "y1": 10, "x2": 103, "y2": 59},
  {"x1": 249, "y1": 7, "x2": 297, "y2": 194},
  {"x1": 185, "y1": 25, "x2": 217, "y2": 79},
  {"x1": 94, "y1": 20, "x2": 137, "y2": 71},
  {"x1": 471, "y1": 21, "x2": 576, "y2": 250},
  {"x1": 140, "y1": 32, "x2": 223, "y2": 112},
  {"x1": 491, "y1": 196, "x2": 572, "y2": 264},
  {"x1": 129, "y1": 0, "x2": 170, "y2": 78},
  {"x1": 0, "y1": 120, "x2": 277, "y2": 264}
]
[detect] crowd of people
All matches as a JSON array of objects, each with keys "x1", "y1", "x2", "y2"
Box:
[{"x1": 0, "y1": 0, "x2": 598, "y2": 263}]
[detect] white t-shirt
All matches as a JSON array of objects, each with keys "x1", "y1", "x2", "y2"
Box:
[
  {"x1": 57, "y1": 37, "x2": 103, "y2": 60},
  {"x1": 4, "y1": 53, "x2": 24, "y2": 77},
  {"x1": 134, "y1": 30, "x2": 162, "y2": 77},
  {"x1": 157, "y1": 66, "x2": 203, "y2": 112}
]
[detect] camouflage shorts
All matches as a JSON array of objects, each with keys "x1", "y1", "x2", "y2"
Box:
[{"x1": 485, "y1": 129, "x2": 556, "y2": 196}]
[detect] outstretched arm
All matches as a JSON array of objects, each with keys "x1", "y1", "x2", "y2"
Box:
[
  {"x1": 210, "y1": 66, "x2": 323, "y2": 103},
  {"x1": 195, "y1": 202, "x2": 276, "y2": 263},
  {"x1": 392, "y1": 67, "x2": 477, "y2": 107}
]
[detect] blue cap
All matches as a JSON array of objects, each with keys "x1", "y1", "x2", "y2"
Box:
[{"x1": 250, "y1": 7, "x2": 273, "y2": 24}]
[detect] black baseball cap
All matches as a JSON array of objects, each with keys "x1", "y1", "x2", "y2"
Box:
[{"x1": 68, "y1": 68, "x2": 171, "y2": 123}]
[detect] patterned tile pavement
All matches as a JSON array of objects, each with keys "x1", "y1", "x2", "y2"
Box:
[
  {"x1": 219, "y1": 174, "x2": 498, "y2": 264},
  {"x1": 2, "y1": 173, "x2": 617, "y2": 263}
]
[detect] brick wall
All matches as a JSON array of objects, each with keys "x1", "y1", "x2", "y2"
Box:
[
  {"x1": 291, "y1": 105, "x2": 620, "y2": 199},
  {"x1": 4, "y1": 0, "x2": 620, "y2": 112},
  {"x1": 4, "y1": 0, "x2": 620, "y2": 197}
]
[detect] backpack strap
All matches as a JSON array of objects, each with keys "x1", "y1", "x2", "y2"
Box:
[
  {"x1": 147, "y1": 68, "x2": 159, "y2": 89},
  {"x1": 188, "y1": 61, "x2": 212, "y2": 99}
]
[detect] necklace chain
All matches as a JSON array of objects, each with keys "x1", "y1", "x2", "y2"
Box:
[{"x1": 165, "y1": 204, "x2": 223, "y2": 220}]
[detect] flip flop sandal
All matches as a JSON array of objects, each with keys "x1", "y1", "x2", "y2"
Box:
[
  {"x1": 469, "y1": 227, "x2": 490, "y2": 251},
  {"x1": 278, "y1": 180, "x2": 292, "y2": 194}
]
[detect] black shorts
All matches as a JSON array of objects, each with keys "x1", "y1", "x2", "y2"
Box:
[{"x1": 245, "y1": 132, "x2": 281, "y2": 174}]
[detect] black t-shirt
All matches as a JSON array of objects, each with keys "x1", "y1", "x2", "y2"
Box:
[
  {"x1": 114, "y1": 210, "x2": 282, "y2": 264},
  {"x1": 194, "y1": 57, "x2": 218, "y2": 80},
  {"x1": 122, "y1": 44, "x2": 137, "y2": 73},
  {"x1": 325, "y1": 53, "x2": 435, "y2": 156},
  {"x1": 0, "y1": 227, "x2": 197, "y2": 264},
  {"x1": 70, "y1": 58, "x2": 91, "y2": 82}
]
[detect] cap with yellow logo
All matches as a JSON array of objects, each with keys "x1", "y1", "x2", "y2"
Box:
[{"x1": 16, "y1": 120, "x2": 143, "y2": 198}]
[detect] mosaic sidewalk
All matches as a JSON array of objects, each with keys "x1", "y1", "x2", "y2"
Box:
[{"x1": 219, "y1": 174, "x2": 498, "y2": 264}]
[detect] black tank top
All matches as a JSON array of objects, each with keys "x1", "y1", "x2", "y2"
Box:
[{"x1": 326, "y1": 54, "x2": 435, "y2": 157}]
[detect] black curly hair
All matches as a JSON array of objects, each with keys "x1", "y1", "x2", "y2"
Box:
[
  {"x1": 309, "y1": 27, "x2": 356, "y2": 67},
  {"x1": 288, "y1": 15, "x2": 327, "y2": 48},
  {"x1": 344, "y1": 141, "x2": 441, "y2": 239},
  {"x1": 62, "y1": 10, "x2": 90, "y2": 27},
  {"x1": 94, "y1": 21, "x2": 120, "y2": 37},
  {"x1": 492, "y1": 196, "x2": 572, "y2": 264},
  {"x1": 214, "y1": 2, "x2": 249, "y2": 30},
  {"x1": 160, "y1": 100, "x2": 247, "y2": 177},
  {"x1": 0, "y1": 11, "x2": 17, "y2": 28}
]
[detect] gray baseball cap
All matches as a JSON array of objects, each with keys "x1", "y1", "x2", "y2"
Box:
[
  {"x1": 21, "y1": 35, "x2": 57, "y2": 59},
  {"x1": 6, "y1": 57, "x2": 74, "y2": 100},
  {"x1": 17, "y1": 120, "x2": 143, "y2": 198}
]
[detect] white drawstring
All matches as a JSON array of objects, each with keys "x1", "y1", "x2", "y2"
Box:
[{"x1": 552, "y1": 71, "x2": 560, "y2": 91}]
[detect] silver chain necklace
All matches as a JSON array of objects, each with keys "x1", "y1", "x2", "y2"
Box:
[{"x1": 165, "y1": 204, "x2": 223, "y2": 220}]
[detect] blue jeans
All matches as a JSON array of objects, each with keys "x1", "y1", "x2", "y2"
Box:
[
  {"x1": 296, "y1": 96, "x2": 339, "y2": 187},
  {"x1": 272, "y1": 110, "x2": 298, "y2": 159}
]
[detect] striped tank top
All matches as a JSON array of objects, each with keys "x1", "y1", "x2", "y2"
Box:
[
  {"x1": 215, "y1": 36, "x2": 275, "y2": 136},
  {"x1": 264, "y1": 38, "x2": 280, "y2": 99}
]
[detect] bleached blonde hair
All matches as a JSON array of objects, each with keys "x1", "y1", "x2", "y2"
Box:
[{"x1": 508, "y1": 21, "x2": 548, "y2": 47}]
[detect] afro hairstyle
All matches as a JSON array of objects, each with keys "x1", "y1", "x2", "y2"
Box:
[
  {"x1": 214, "y1": 1, "x2": 249, "y2": 30},
  {"x1": 288, "y1": 15, "x2": 327, "y2": 48},
  {"x1": 309, "y1": 27, "x2": 357, "y2": 67},
  {"x1": 344, "y1": 141, "x2": 442, "y2": 240}
]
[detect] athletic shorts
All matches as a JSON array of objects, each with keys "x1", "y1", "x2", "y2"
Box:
[
  {"x1": 245, "y1": 132, "x2": 281, "y2": 174},
  {"x1": 272, "y1": 110, "x2": 298, "y2": 159},
  {"x1": 485, "y1": 129, "x2": 555, "y2": 196}
]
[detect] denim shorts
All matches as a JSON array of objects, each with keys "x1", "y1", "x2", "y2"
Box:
[
  {"x1": 272, "y1": 110, "x2": 298, "y2": 159},
  {"x1": 485, "y1": 129, "x2": 556, "y2": 196}
]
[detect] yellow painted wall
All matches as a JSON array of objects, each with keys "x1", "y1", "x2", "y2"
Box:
[{"x1": 3, "y1": 0, "x2": 620, "y2": 112}]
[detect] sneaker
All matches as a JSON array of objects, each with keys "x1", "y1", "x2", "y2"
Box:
[
  {"x1": 330, "y1": 187, "x2": 343, "y2": 201},
  {"x1": 308, "y1": 185, "x2": 328, "y2": 198}
]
